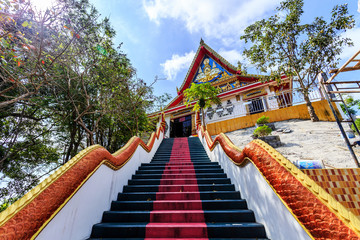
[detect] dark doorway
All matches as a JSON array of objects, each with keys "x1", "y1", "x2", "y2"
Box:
[{"x1": 170, "y1": 115, "x2": 192, "y2": 138}]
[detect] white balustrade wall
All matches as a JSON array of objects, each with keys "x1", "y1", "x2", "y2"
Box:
[
  {"x1": 205, "y1": 87, "x2": 322, "y2": 124},
  {"x1": 35, "y1": 131, "x2": 164, "y2": 240},
  {"x1": 197, "y1": 130, "x2": 312, "y2": 240}
]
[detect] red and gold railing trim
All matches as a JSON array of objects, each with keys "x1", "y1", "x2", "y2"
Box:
[
  {"x1": 0, "y1": 113, "x2": 166, "y2": 240},
  {"x1": 197, "y1": 123, "x2": 360, "y2": 239}
]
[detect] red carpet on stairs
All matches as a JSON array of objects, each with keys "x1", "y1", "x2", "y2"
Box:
[
  {"x1": 145, "y1": 137, "x2": 209, "y2": 239},
  {"x1": 89, "y1": 137, "x2": 269, "y2": 239}
]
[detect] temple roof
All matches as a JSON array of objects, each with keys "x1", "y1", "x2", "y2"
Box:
[{"x1": 165, "y1": 40, "x2": 267, "y2": 109}]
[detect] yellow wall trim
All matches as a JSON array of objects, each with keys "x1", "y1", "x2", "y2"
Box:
[
  {"x1": 0, "y1": 113, "x2": 166, "y2": 240},
  {"x1": 252, "y1": 139, "x2": 360, "y2": 234},
  {"x1": 207, "y1": 100, "x2": 340, "y2": 135},
  {"x1": 0, "y1": 144, "x2": 102, "y2": 227}
]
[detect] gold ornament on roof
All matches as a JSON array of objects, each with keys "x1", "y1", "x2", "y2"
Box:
[{"x1": 195, "y1": 58, "x2": 221, "y2": 83}]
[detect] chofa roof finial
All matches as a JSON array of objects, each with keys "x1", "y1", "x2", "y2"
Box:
[{"x1": 200, "y1": 38, "x2": 204, "y2": 45}]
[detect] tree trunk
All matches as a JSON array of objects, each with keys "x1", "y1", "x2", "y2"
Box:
[
  {"x1": 64, "y1": 122, "x2": 77, "y2": 164},
  {"x1": 73, "y1": 127, "x2": 82, "y2": 157},
  {"x1": 303, "y1": 93, "x2": 319, "y2": 122},
  {"x1": 64, "y1": 112, "x2": 78, "y2": 163},
  {"x1": 88, "y1": 132, "x2": 94, "y2": 146},
  {"x1": 201, "y1": 108, "x2": 206, "y2": 130},
  {"x1": 107, "y1": 124, "x2": 113, "y2": 150}
]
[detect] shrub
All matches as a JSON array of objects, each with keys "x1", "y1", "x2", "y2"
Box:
[
  {"x1": 256, "y1": 115, "x2": 269, "y2": 124},
  {"x1": 253, "y1": 125, "x2": 272, "y2": 137}
]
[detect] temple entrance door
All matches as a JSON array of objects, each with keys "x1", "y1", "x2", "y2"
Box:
[
  {"x1": 170, "y1": 121, "x2": 175, "y2": 137},
  {"x1": 170, "y1": 115, "x2": 192, "y2": 138}
]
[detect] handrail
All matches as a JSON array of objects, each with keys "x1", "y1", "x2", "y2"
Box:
[
  {"x1": 206, "y1": 87, "x2": 322, "y2": 121},
  {"x1": 327, "y1": 50, "x2": 360, "y2": 83},
  {"x1": 0, "y1": 113, "x2": 166, "y2": 239},
  {"x1": 196, "y1": 119, "x2": 360, "y2": 239}
]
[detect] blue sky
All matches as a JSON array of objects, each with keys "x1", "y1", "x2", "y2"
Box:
[{"x1": 86, "y1": 0, "x2": 360, "y2": 100}]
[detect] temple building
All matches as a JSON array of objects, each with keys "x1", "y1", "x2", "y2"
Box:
[
  {"x1": 149, "y1": 40, "x2": 334, "y2": 137},
  {"x1": 154, "y1": 40, "x2": 291, "y2": 137},
  {"x1": 4, "y1": 43, "x2": 358, "y2": 240}
]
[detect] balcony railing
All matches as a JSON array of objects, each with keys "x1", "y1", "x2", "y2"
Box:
[
  {"x1": 205, "y1": 87, "x2": 323, "y2": 122},
  {"x1": 265, "y1": 87, "x2": 322, "y2": 111}
]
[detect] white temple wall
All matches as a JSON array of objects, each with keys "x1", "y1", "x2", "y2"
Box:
[
  {"x1": 204, "y1": 85, "x2": 323, "y2": 125},
  {"x1": 205, "y1": 96, "x2": 246, "y2": 124},
  {"x1": 165, "y1": 115, "x2": 171, "y2": 138}
]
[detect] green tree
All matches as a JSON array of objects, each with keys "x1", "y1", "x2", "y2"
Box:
[
  {"x1": 149, "y1": 92, "x2": 172, "y2": 113},
  {"x1": 340, "y1": 95, "x2": 359, "y2": 117},
  {"x1": 183, "y1": 82, "x2": 220, "y2": 128},
  {"x1": 240, "y1": 0, "x2": 354, "y2": 121},
  {"x1": 0, "y1": 0, "x2": 161, "y2": 209}
]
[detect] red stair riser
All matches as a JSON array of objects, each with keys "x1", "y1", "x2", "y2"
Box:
[
  {"x1": 165, "y1": 164, "x2": 195, "y2": 167},
  {"x1": 153, "y1": 200, "x2": 203, "y2": 210},
  {"x1": 156, "y1": 192, "x2": 201, "y2": 200},
  {"x1": 160, "y1": 174, "x2": 197, "y2": 179},
  {"x1": 146, "y1": 223, "x2": 208, "y2": 238},
  {"x1": 150, "y1": 210, "x2": 205, "y2": 222},
  {"x1": 164, "y1": 166, "x2": 196, "y2": 170},
  {"x1": 167, "y1": 161, "x2": 193, "y2": 164},
  {"x1": 162, "y1": 169, "x2": 196, "y2": 174},
  {"x1": 164, "y1": 165, "x2": 194, "y2": 169},
  {"x1": 160, "y1": 179, "x2": 198, "y2": 185},
  {"x1": 165, "y1": 162, "x2": 194, "y2": 165},
  {"x1": 158, "y1": 185, "x2": 199, "y2": 192},
  {"x1": 168, "y1": 160, "x2": 193, "y2": 162},
  {"x1": 145, "y1": 238, "x2": 208, "y2": 240},
  {"x1": 164, "y1": 165, "x2": 196, "y2": 169}
]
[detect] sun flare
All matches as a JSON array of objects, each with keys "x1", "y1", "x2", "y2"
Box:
[{"x1": 30, "y1": 0, "x2": 56, "y2": 12}]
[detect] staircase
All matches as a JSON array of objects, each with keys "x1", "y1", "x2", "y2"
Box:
[{"x1": 89, "y1": 137, "x2": 268, "y2": 239}]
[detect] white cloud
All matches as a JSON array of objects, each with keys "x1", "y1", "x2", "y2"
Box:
[
  {"x1": 340, "y1": 27, "x2": 360, "y2": 61},
  {"x1": 143, "y1": 0, "x2": 281, "y2": 46},
  {"x1": 161, "y1": 51, "x2": 195, "y2": 80},
  {"x1": 218, "y1": 49, "x2": 244, "y2": 65}
]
